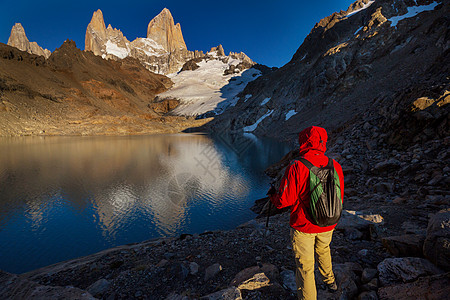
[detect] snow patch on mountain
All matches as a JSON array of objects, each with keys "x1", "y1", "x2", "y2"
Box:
[
  {"x1": 159, "y1": 57, "x2": 261, "y2": 116},
  {"x1": 388, "y1": 2, "x2": 439, "y2": 27},
  {"x1": 243, "y1": 110, "x2": 274, "y2": 132},
  {"x1": 260, "y1": 97, "x2": 271, "y2": 106},
  {"x1": 103, "y1": 40, "x2": 129, "y2": 59},
  {"x1": 285, "y1": 110, "x2": 297, "y2": 121}
]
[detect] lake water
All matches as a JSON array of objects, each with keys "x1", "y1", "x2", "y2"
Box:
[{"x1": 0, "y1": 134, "x2": 290, "y2": 274}]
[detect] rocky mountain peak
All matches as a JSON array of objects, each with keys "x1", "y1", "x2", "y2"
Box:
[
  {"x1": 7, "y1": 23, "x2": 51, "y2": 59},
  {"x1": 208, "y1": 45, "x2": 225, "y2": 56},
  {"x1": 85, "y1": 9, "x2": 108, "y2": 54},
  {"x1": 147, "y1": 8, "x2": 187, "y2": 52}
]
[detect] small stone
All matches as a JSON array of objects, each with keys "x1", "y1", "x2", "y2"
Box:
[
  {"x1": 358, "y1": 249, "x2": 369, "y2": 257},
  {"x1": 156, "y1": 259, "x2": 169, "y2": 267},
  {"x1": 135, "y1": 291, "x2": 143, "y2": 297},
  {"x1": 190, "y1": 262, "x2": 199, "y2": 275},
  {"x1": 204, "y1": 263, "x2": 222, "y2": 281}
]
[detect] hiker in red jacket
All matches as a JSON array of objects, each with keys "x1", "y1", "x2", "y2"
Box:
[{"x1": 269, "y1": 126, "x2": 344, "y2": 300}]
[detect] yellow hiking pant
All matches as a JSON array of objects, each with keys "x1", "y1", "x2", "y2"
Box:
[{"x1": 290, "y1": 228, "x2": 335, "y2": 300}]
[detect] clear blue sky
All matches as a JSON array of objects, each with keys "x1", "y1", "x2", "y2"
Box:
[{"x1": 0, "y1": 0, "x2": 355, "y2": 67}]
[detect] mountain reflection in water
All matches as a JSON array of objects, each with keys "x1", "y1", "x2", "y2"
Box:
[{"x1": 0, "y1": 134, "x2": 289, "y2": 273}]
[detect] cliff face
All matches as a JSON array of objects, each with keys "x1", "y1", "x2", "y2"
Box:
[
  {"x1": 208, "y1": 0, "x2": 449, "y2": 147},
  {"x1": 146, "y1": 8, "x2": 187, "y2": 52},
  {"x1": 7, "y1": 23, "x2": 51, "y2": 59},
  {"x1": 84, "y1": 8, "x2": 201, "y2": 74}
]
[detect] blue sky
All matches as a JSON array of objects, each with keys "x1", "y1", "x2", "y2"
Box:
[{"x1": 0, "y1": 0, "x2": 355, "y2": 67}]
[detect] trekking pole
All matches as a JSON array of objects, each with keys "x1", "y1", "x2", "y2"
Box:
[
  {"x1": 265, "y1": 197, "x2": 272, "y2": 235},
  {"x1": 258, "y1": 183, "x2": 275, "y2": 268}
]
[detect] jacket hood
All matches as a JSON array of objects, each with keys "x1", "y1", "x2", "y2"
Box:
[{"x1": 298, "y1": 126, "x2": 328, "y2": 155}]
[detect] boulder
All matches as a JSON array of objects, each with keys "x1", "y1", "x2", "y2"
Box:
[
  {"x1": 377, "y1": 257, "x2": 443, "y2": 287},
  {"x1": 361, "y1": 268, "x2": 378, "y2": 283},
  {"x1": 204, "y1": 263, "x2": 222, "y2": 281},
  {"x1": 336, "y1": 210, "x2": 384, "y2": 239},
  {"x1": 0, "y1": 270, "x2": 94, "y2": 299},
  {"x1": 86, "y1": 278, "x2": 110, "y2": 297},
  {"x1": 200, "y1": 287, "x2": 242, "y2": 300},
  {"x1": 423, "y1": 208, "x2": 450, "y2": 271},
  {"x1": 332, "y1": 263, "x2": 360, "y2": 299},
  {"x1": 230, "y1": 264, "x2": 278, "y2": 287},
  {"x1": 381, "y1": 234, "x2": 425, "y2": 257},
  {"x1": 378, "y1": 272, "x2": 450, "y2": 300},
  {"x1": 237, "y1": 272, "x2": 271, "y2": 291}
]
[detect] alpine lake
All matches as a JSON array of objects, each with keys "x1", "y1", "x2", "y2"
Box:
[{"x1": 0, "y1": 134, "x2": 290, "y2": 273}]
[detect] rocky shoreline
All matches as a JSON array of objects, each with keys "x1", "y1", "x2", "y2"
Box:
[
  {"x1": 1, "y1": 119, "x2": 449, "y2": 299},
  {"x1": 1, "y1": 207, "x2": 448, "y2": 300}
]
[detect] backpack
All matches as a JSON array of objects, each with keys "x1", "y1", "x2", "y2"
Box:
[{"x1": 298, "y1": 157, "x2": 342, "y2": 227}]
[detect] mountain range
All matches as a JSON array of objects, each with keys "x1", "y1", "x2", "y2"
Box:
[
  {"x1": 1, "y1": 0, "x2": 448, "y2": 143},
  {"x1": 1, "y1": 8, "x2": 257, "y2": 136}
]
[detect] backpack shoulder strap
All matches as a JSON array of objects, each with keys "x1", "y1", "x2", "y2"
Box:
[
  {"x1": 298, "y1": 157, "x2": 314, "y2": 170},
  {"x1": 326, "y1": 157, "x2": 334, "y2": 168}
]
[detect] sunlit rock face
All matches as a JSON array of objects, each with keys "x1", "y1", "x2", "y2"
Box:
[
  {"x1": 146, "y1": 8, "x2": 187, "y2": 52},
  {"x1": 84, "y1": 8, "x2": 200, "y2": 74},
  {"x1": 7, "y1": 23, "x2": 51, "y2": 58}
]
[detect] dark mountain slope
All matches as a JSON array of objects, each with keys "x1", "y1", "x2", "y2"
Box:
[
  {"x1": 207, "y1": 0, "x2": 449, "y2": 146},
  {"x1": 0, "y1": 41, "x2": 208, "y2": 136}
]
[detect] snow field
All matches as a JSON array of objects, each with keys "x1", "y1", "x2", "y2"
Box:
[
  {"x1": 160, "y1": 57, "x2": 261, "y2": 116},
  {"x1": 388, "y1": 2, "x2": 439, "y2": 27}
]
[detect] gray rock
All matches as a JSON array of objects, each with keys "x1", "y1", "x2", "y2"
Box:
[
  {"x1": 280, "y1": 269, "x2": 296, "y2": 292},
  {"x1": 372, "y1": 159, "x2": 401, "y2": 173},
  {"x1": 361, "y1": 268, "x2": 378, "y2": 283},
  {"x1": 382, "y1": 234, "x2": 425, "y2": 257},
  {"x1": 423, "y1": 208, "x2": 450, "y2": 271},
  {"x1": 378, "y1": 273, "x2": 450, "y2": 300},
  {"x1": 361, "y1": 278, "x2": 379, "y2": 292},
  {"x1": 200, "y1": 286, "x2": 242, "y2": 300},
  {"x1": 346, "y1": 228, "x2": 364, "y2": 240},
  {"x1": 230, "y1": 263, "x2": 278, "y2": 287},
  {"x1": 204, "y1": 263, "x2": 222, "y2": 281},
  {"x1": 87, "y1": 278, "x2": 110, "y2": 297},
  {"x1": 333, "y1": 263, "x2": 360, "y2": 299},
  {"x1": 373, "y1": 182, "x2": 393, "y2": 193},
  {"x1": 190, "y1": 262, "x2": 199, "y2": 275},
  {"x1": 0, "y1": 270, "x2": 95, "y2": 299},
  {"x1": 377, "y1": 257, "x2": 443, "y2": 287}
]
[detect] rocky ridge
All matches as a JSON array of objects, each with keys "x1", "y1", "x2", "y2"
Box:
[
  {"x1": 7, "y1": 23, "x2": 51, "y2": 59},
  {"x1": 85, "y1": 8, "x2": 203, "y2": 74},
  {"x1": 0, "y1": 41, "x2": 209, "y2": 136},
  {"x1": 206, "y1": 0, "x2": 449, "y2": 145}
]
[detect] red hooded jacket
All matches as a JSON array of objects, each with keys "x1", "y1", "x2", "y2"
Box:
[{"x1": 270, "y1": 126, "x2": 344, "y2": 233}]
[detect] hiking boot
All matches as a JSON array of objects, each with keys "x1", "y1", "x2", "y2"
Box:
[{"x1": 326, "y1": 281, "x2": 338, "y2": 292}]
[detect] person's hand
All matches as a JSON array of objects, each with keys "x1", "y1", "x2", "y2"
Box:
[{"x1": 267, "y1": 185, "x2": 277, "y2": 196}]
